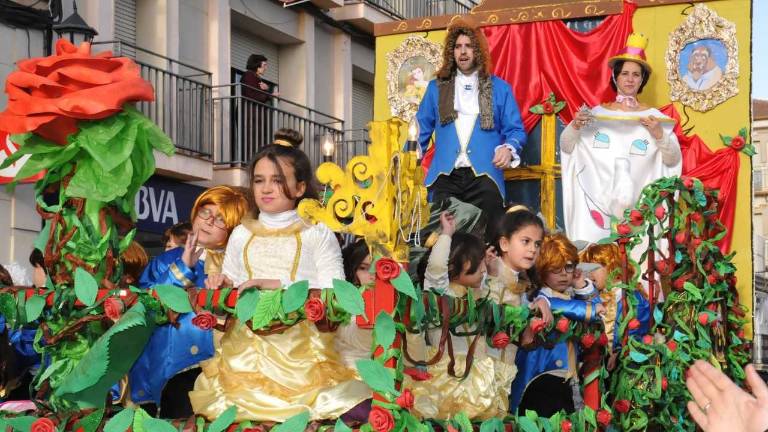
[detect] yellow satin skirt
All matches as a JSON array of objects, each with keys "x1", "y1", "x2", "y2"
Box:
[
  {"x1": 189, "y1": 320, "x2": 371, "y2": 422},
  {"x1": 404, "y1": 349, "x2": 517, "y2": 420}
]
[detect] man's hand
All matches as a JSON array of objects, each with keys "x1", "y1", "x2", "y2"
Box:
[{"x1": 492, "y1": 146, "x2": 513, "y2": 168}]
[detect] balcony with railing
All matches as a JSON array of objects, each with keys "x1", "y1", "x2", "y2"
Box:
[
  {"x1": 330, "y1": 0, "x2": 478, "y2": 33},
  {"x1": 213, "y1": 84, "x2": 346, "y2": 170},
  {"x1": 92, "y1": 41, "x2": 213, "y2": 160}
]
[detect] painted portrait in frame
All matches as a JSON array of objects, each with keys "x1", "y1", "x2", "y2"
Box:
[
  {"x1": 665, "y1": 4, "x2": 738, "y2": 112},
  {"x1": 387, "y1": 36, "x2": 443, "y2": 121}
]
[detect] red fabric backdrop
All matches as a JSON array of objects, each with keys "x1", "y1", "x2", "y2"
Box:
[{"x1": 483, "y1": 2, "x2": 636, "y2": 132}]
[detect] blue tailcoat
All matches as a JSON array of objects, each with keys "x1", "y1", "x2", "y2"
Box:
[
  {"x1": 415, "y1": 76, "x2": 527, "y2": 198},
  {"x1": 509, "y1": 289, "x2": 602, "y2": 413},
  {"x1": 128, "y1": 248, "x2": 214, "y2": 404}
]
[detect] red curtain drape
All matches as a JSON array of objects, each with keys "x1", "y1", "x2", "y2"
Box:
[
  {"x1": 659, "y1": 104, "x2": 738, "y2": 253},
  {"x1": 483, "y1": 2, "x2": 636, "y2": 132}
]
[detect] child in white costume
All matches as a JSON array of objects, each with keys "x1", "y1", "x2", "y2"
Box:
[{"x1": 190, "y1": 130, "x2": 370, "y2": 422}]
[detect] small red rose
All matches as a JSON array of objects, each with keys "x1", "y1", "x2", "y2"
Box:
[
  {"x1": 403, "y1": 367, "x2": 432, "y2": 381},
  {"x1": 617, "y1": 223, "x2": 632, "y2": 236},
  {"x1": 673, "y1": 278, "x2": 685, "y2": 290},
  {"x1": 614, "y1": 399, "x2": 631, "y2": 413},
  {"x1": 628, "y1": 318, "x2": 640, "y2": 330},
  {"x1": 395, "y1": 388, "x2": 415, "y2": 409},
  {"x1": 628, "y1": 209, "x2": 643, "y2": 226},
  {"x1": 581, "y1": 333, "x2": 596, "y2": 349},
  {"x1": 596, "y1": 409, "x2": 613, "y2": 426},
  {"x1": 692, "y1": 238, "x2": 702, "y2": 247},
  {"x1": 542, "y1": 101, "x2": 554, "y2": 114},
  {"x1": 556, "y1": 317, "x2": 570, "y2": 333},
  {"x1": 31, "y1": 418, "x2": 56, "y2": 432},
  {"x1": 191, "y1": 311, "x2": 216, "y2": 330},
  {"x1": 683, "y1": 177, "x2": 695, "y2": 189},
  {"x1": 730, "y1": 135, "x2": 746, "y2": 150},
  {"x1": 690, "y1": 212, "x2": 703, "y2": 223},
  {"x1": 698, "y1": 312, "x2": 709, "y2": 325},
  {"x1": 661, "y1": 376, "x2": 668, "y2": 390},
  {"x1": 530, "y1": 317, "x2": 546, "y2": 334},
  {"x1": 654, "y1": 206, "x2": 666, "y2": 220},
  {"x1": 104, "y1": 297, "x2": 124, "y2": 322},
  {"x1": 561, "y1": 419, "x2": 572, "y2": 432},
  {"x1": 598, "y1": 332, "x2": 609, "y2": 347},
  {"x1": 642, "y1": 335, "x2": 653, "y2": 345},
  {"x1": 304, "y1": 297, "x2": 326, "y2": 322},
  {"x1": 738, "y1": 329, "x2": 745, "y2": 339},
  {"x1": 674, "y1": 231, "x2": 686, "y2": 244},
  {"x1": 655, "y1": 260, "x2": 670, "y2": 276},
  {"x1": 707, "y1": 274, "x2": 718, "y2": 285},
  {"x1": 667, "y1": 340, "x2": 678, "y2": 351},
  {"x1": 368, "y1": 406, "x2": 395, "y2": 432},
  {"x1": 492, "y1": 331, "x2": 510, "y2": 349},
  {"x1": 375, "y1": 258, "x2": 401, "y2": 281}
]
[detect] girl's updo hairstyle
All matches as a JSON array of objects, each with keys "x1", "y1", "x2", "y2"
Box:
[{"x1": 248, "y1": 128, "x2": 318, "y2": 203}]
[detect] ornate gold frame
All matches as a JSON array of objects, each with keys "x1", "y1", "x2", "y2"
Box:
[
  {"x1": 665, "y1": 3, "x2": 738, "y2": 112},
  {"x1": 386, "y1": 36, "x2": 443, "y2": 121}
]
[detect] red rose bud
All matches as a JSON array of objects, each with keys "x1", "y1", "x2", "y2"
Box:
[
  {"x1": 304, "y1": 297, "x2": 326, "y2": 322},
  {"x1": 530, "y1": 317, "x2": 547, "y2": 334},
  {"x1": 659, "y1": 191, "x2": 670, "y2": 198},
  {"x1": 690, "y1": 212, "x2": 703, "y2": 222},
  {"x1": 617, "y1": 223, "x2": 632, "y2": 236},
  {"x1": 738, "y1": 329, "x2": 745, "y2": 339},
  {"x1": 191, "y1": 311, "x2": 216, "y2": 330},
  {"x1": 654, "y1": 206, "x2": 666, "y2": 220},
  {"x1": 673, "y1": 278, "x2": 685, "y2": 290},
  {"x1": 707, "y1": 274, "x2": 718, "y2": 285},
  {"x1": 492, "y1": 331, "x2": 511, "y2": 348},
  {"x1": 628, "y1": 318, "x2": 640, "y2": 330},
  {"x1": 368, "y1": 406, "x2": 395, "y2": 432},
  {"x1": 692, "y1": 238, "x2": 702, "y2": 247},
  {"x1": 31, "y1": 418, "x2": 56, "y2": 432},
  {"x1": 395, "y1": 388, "x2": 415, "y2": 409},
  {"x1": 614, "y1": 399, "x2": 631, "y2": 414},
  {"x1": 667, "y1": 340, "x2": 678, "y2": 352},
  {"x1": 661, "y1": 376, "x2": 668, "y2": 391},
  {"x1": 581, "y1": 333, "x2": 596, "y2": 349},
  {"x1": 556, "y1": 317, "x2": 570, "y2": 333},
  {"x1": 655, "y1": 260, "x2": 668, "y2": 275},
  {"x1": 103, "y1": 297, "x2": 124, "y2": 322},
  {"x1": 683, "y1": 177, "x2": 694, "y2": 189},
  {"x1": 629, "y1": 209, "x2": 644, "y2": 226},
  {"x1": 403, "y1": 367, "x2": 432, "y2": 381},
  {"x1": 542, "y1": 101, "x2": 554, "y2": 114},
  {"x1": 561, "y1": 420, "x2": 572, "y2": 432},
  {"x1": 697, "y1": 312, "x2": 709, "y2": 325},
  {"x1": 598, "y1": 332, "x2": 609, "y2": 347},
  {"x1": 642, "y1": 335, "x2": 653, "y2": 345},
  {"x1": 674, "y1": 232, "x2": 686, "y2": 244},
  {"x1": 707, "y1": 303, "x2": 718, "y2": 312},
  {"x1": 596, "y1": 409, "x2": 613, "y2": 426},
  {"x1": 731, "y1": 135, "x2": 746, "y2": 150},
  {"x1": 375, "y1": 258, "x2": 401, "y2": 281},
  {"x1": 703, "y1": 261, "x2": 714, "y2": 271}
]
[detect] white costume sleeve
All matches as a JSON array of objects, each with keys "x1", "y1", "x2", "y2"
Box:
[
  {"x1": 560, "y1": 123, "x2": 581, "y2": 154},
  {"x1": 311, "y1": 224, "x2": 345, "y2": 288},
  {"x1": 424, "y1": 234, "x2": 451, "y2": 293},
  {"x1": 656, "y1": 131, "x2": 682, "y2": 167},
  {"x1": 221, "y1": 225, "x2": 249, "y2": 287}
]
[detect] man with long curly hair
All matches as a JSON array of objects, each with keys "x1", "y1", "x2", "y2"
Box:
[{"x1": 415, "y1": 18, "x2": 526, "y2": 239}]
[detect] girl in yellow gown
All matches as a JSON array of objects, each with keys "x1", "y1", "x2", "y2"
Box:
[{"x1": 189, "y1": 129, "x2": 370, "y2": 422}]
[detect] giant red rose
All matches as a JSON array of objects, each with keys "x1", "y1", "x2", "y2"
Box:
[
  {"x1": 0, "y1": 39, "x2": 154, "y2": 145},
  {"x1": 368, "y1": 406, "x2": 395, "y2": 432},
  {"x1": 375, "y1": 258, "x2": 401, "y2": 281}
]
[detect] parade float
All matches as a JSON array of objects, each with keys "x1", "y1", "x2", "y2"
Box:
[{"x1": 0, "y1": 0, "x2": 755, "y2": 430}]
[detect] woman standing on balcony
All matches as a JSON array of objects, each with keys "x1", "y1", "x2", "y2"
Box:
[{"x1": 241, "y1": 54, "x2": 280, "y2": 150}]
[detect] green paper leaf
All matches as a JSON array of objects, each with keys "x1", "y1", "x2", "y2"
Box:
[
  {"x1": 140, "y1": 417, "x2": 178, "y2": 432},
  {"x1": 653, "y1": 306, "x2": 663, "y2": 324},
  {"x1": 235, "y1": 288, "x2": 261, "y2": 323},
  {"x1": 79, "y1": 114, "x2": 137, "y2": 172},
  {"x1": 6, "y1": 416, "x2": 36, "y2": 432},
  {"x1": 391, "y1": 270, "x2": 417, "y2": 299},
  {"x1": 74, "y1": 408, "x2": 105, "y2": 432},
  {"x1": 104, "y1": 408, "x2": 135, "y2": 432},
  {"x1": 250, "y1": 289, "x2": 282, "y2": 330},
  {"x1": 24, "y1": 294, "x2": 45, "y2": 323},
  {"x1": 454, "y1": 412, "x2": 473, "y2": 432},
  {"x1": 207, "y1": 405, "x2": 238, "y2": 432},
  {"x1": 271, "y1": 410, "x2": 310, "y2": 432},
  {"x1": 74, "y1": 267, "x2": 99, "y2": 307},
  {"x1": 373, "y1": 311, "x2": 396, "y2": 349},
  {"x1": 334, "y1": 418, "x2": 353, "y2": 432},
  {"x1": 332, "y1": 278, "x2": 366, "y2": 316},
  {"x1": 33, "y1": 220, "x2": 51, "y2": 253},
  {"x1": 683, "y1": 282, "x2": 702, "y2": 301},
  {"x1": 66, "y1": 157, "x2": 133, "y2": 202},
  {"x1": 517, "y1": 416, "x2": 539, "y2": 432},
  {"x1": 154, "y1": 284, "x2": 193, "y2": 313},
  {"x1": 355, "y1": 358, "x2": 400, "y2": 397},
  {"x1": 282, "y1": 280, "x2": 309, "y2": 313},
  {"x1": 629, "y1": 350, "x2": 649, "y2": 363},
  {"x1": 0, "y1": 293, "x2": 17, "y2": 326},
  {"x1": 479, "y1": 418, "x2": 505, "y2": 432}
]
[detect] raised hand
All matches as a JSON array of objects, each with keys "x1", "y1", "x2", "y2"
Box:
[{"x1": 182, "y1": 230, "x2": 204, "y2": 269}]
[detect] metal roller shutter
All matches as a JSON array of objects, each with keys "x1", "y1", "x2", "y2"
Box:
[
  {"x1": 352, "y1": 79, "x2": 373, "y2": 131},
  {"x1": 231, "y1": 27, "x2": 279, "y2": 84},
  {"x1": 114, "y1": 0, "x2": 136, "y2": 58}
]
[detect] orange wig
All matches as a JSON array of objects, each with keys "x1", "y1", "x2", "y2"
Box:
[
  {"x1": 190, "y1": 185, "x2": 249, "y2": 233},
  {"x1": 535, "y1": 233, "x2": 579, "y2": 279}
]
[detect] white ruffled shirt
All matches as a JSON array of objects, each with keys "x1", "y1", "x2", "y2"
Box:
[{"x1": 221, "y1": 210, "x2": 344, "y2": 289}]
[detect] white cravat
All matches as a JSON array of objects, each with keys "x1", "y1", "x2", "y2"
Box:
[{"x1": 454, "y1": 70, "x2": 479, "y2": 168}]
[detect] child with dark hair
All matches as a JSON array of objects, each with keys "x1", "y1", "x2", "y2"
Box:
[
  {"x1": 191, "y1": 129, "x2": 369, "y2": 422},
  {"x1": 29, "y1": 249, "x2": 46, "y2": 288},
  {"x1": 162, "y1": 221, "x2": 192, "y2": 251},
  {"x1": 510, "y1": 233, "x2": 605, "y2": 417}
]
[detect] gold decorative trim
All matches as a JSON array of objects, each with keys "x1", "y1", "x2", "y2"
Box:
[
  {"x1": 386, "y1": 36, "x2": 443, "y2": 122},
  {"x1": 665, "y1": 3, "x2": 739, "y2": 112},
  {"x1": 291, "y1": 232, "x2": 302, "y2": 281},
  {"x1": 170, "y1": 263, "x2": 195, "y2": 288}
]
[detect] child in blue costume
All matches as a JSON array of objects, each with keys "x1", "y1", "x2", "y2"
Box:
[
  {"x1": 0, "y1": 263, "x2": 39, "y2": 401},
  {"x1": 129, "y1": 185, "x2": 248, "y2": 417},
  {"x1": 510, "y1": 233, "x2": 605, "y2": 417}
]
